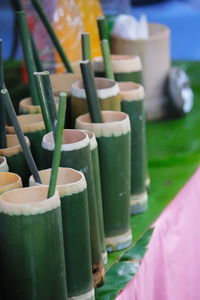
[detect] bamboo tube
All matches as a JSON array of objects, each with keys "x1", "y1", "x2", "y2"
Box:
[
  {"x1": 29, "y1": 168, "x2": 95, "y2": 299},
  {"x1": 0, "y1": 40, "x2": 6, "y2": 148},
  {"x1": 85, "y1": 131, "x2": 107, "y2": 265},
  {"x1": 93, "y1": 54, "x2": 142, "y2": 83},
  {"x1": 42, "y1": 129, "x2": 104, "y2": 287},
  {"x1": 76, "y1": 111, "x2": 132, "y2": 252},
  {"x1": 0, "y1": 186, "x2": 68, "y2": 299},
  {"x1": 80, "y1": 61, "x2": 102, "y2": 123},
  {"x1": 1, "y1": 89, "x2": 41, "y2": 185},
  {"x1": 6, "y1": 114, "x2": 46, "y2": 170},
  {"x1": 81, "y1": 33, "x2": 91, "y2": 61},
  {"x1": 71, "y1": 77, "x2": 120, "y2": 127},
  {"x1": 16, "y1": 11, "x2": 39, "y2": 105},
  {"x1": 19, "y1": 96, "x2": 59, "y2": 115},
  {"x1": 0, "y1": 172, "x2": 22, "y2": 194},
  {"x1": 0, "y1": 135, "x2": 30, "y2": 186},
  {"x1": 30, "y1": 0, "x2": 73, "y2": 73},
  {"x1": 0, "y1": 157, "x2": 8, "y2": 172},
  {"x1": 119, "y1": 82, "x2": 148, "y2": 214}
]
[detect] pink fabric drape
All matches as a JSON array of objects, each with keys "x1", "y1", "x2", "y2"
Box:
[{"x1": 116, "y1": 167, "x2": 200, "y2": 300}]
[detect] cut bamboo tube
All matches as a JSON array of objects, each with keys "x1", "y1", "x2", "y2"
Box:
[
  {"x1": 0, "y1": 172, "x2": 22, "y2": 195},
  {"x1": 0, "y1": 156, "x2": 8, "y2": 172},
  {"x1": 29, "y1": 168, "x2": 95, "y2": 299},
  {"x1": 0, "y1": 186, "x2": 68, "y2": 299},
  {"x1": 19, "y1": 96, "x2": 59, "y2": 115}
]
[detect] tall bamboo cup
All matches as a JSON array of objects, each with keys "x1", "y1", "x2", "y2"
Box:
[
  {"x1": 30, "y1": 168, "x2": 95, "y2": 300},
  {"x1": 93, "y1": 55, "x2": 142, "y2": 83},
  {"x1": 0, "y1": 135, "x2": 30, "y2": 186},
  {"x1": 6, "y1": 114, "x2": 46, "y2": 170},
  {"x1": 86, "y1": 131, "x2": 107, "y2": 264},
  {"x1": 76, "y1": 111, "x2": 132, "y2": 252},
  {"x1": 119, "y1": 82, "x2": 148, "y2": 214},
  {"x1": 0, "y1": 186, "x2": 67, "y2": 300},
  {"x1": 0, "y1": 172, "x2": 22, "y2": 194},
  {"x1": 19, "y1": 96, "x2": 58, "y2": 115},
  {"x1": 71, "y1": 78, "x2": 121, "y2": 127},
  {"x1": 0, "y1": 157, "x2": 8, "y2": 172},
  {"x1": 42, "y1": 129, "x2": 104, "y2": 287}
]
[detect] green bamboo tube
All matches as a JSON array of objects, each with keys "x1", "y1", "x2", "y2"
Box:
[
  {"x1": 76, "y1": 111, "x2": 132, "y2": 252},
  {"x1": 0, "y1": 186, "x2": 67, "y2": 299},
  {"x1": 119, "y1": 82, "x2": 148, "y2": 214},
  {"x1": 42, "y1": 129, "x2": 104, "y2": 287},
  {"x1": 29, "y1": 167, "x2": 95, "y2": 300},
  {"x1": 0, "y1": 135, "x2": 31, "y2": 186},
  {"x1": 93, "y1": 55, "x2": 142, "y2": 83},
  {"x1": 0, "y1": 172, "x2": 22, "y2": 194},
  {"x1": 6, "y1": 114, "x2": 46, "y2": 170},
  {"x1": 81, "y1": 33, "x2": 91, "y2": 61},
  {"x1": 85, "y1": 131, "x2": 107, "y2": 264},
  {"x1": 0, "y1": 157, "x2": 8, "y2": 172},
  {"x1": 71, "y1": 77, "x2": 121, "y2": 128},
  {"x1": 19, "y1": 96, "x2": 59, "y2": 114}
]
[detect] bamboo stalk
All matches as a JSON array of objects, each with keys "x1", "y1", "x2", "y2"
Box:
[
  {"x1": 31, "y1": 0, "x2": 73, "y2": 73},
  {"x1": 101, "y1": 39, "x2": 114, "y2": 80},
  {"x1": 48, "y1": 93, "x2": 67, "y2": 198},
  {"x1": 1, "y1": 89, "x2": 42, "y2": 184},
  {"x1": 0, "y1": 40, "x2": 6, "y2": 148},
  {"x1": 80, "y1": 61, "x2": 103, "y2": 123},
  {"x1": 34, "y1": 72, "x2": 53, "y2": 133},
  {"x1": 81, "y1": 33, "x2": 91, "y2": 61},
  {"x1": 16, "y1": 11, "x2": 39, "y2": 105},
  {"x1": 97, "y1": 16, "x2": 108, "y2": 41},
  {"x1": 41, "y1": 71, "x2": 58, "y2": 130}
]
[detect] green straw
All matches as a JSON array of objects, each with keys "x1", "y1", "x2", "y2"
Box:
[
  {"x1": 16, "y1": 11, "x2": 39, "y2": 105},
  {"x1": 0, "y1": 40, "x2": 6, "y2": 148},
  {"x1": 81, "y1": 33, "x2": 91, "y2": 61},
  {"x1": 48, "y1": 93, "x2": 67, "y2": 198},
  {"x1": 34, "y1": 72, "x2": 53, "y2": 133},
  {"x1": 30, "y1": 34, "x2": 43, "y2": 72},
  {"x1": 100, "y1": 39, "x2": 114, "y2": 80},
  {"x1": 80, "y1": 61, "x2": 103, "y2": 123},
  {"x1": 41, "y1": 71, "x2": 58, "y2": 130},
  {"x1": 1, "y1": 88, "x2": 42, "y2": 184},
  {"x1": 31, "y1": 0, "x2": 74, "y2": 73},
  {"x1": 97, "y1": 16, "x2": 108, "y2": 41}
]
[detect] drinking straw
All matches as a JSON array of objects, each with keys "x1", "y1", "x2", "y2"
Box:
[
  {"x1": 41, "y1": 71, "x2": 58, "y2": 130},
  {"x1": 34, "y1": 72, "x2": 53, "y2": 133},
  {"x1": 16, "y1": 11, "x2": 39, "y2": 105},
  {"x1": 30, "y1": 34, "x2": 43, "y2": 72},
  {"x1": 81, "y1": 33, "x2": 91, "y2": 61},
  {"x1": 100, "y1": 39, "x2": 114, "y2": 80},
  {"x1": 1, "y1": 89, "x2": 42, "y2": 184},
  {"x1": 48, "y1": 93, "x2": 67, "y2": 198},
  {"x1": 31, "y1": 0, "x2": 74, "y2": 73},
  {"x1": 0, "y1": 40, "x2": 6, "y2": 148},
  {"x1": 80, "y1": 61, "x2": 103, "y2": 123},
  {"x1": 97, "y1": 16, "x2": 108, "y2": 41}
]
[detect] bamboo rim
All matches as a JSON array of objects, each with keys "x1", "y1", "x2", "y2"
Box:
[
  {"x1": 6, "y1": 114, "x2": 45, "y2": 133},
  {"x1": 50, "y1": 73, "x2": 81, "y2": 96},
  {"x1": 42, "y1": 129, "x2": 89, "y2": 151},
  {"x1": 0, "y1": 172, "x2": 22, "y2": 194},
  {"x1": 68, "y1": 288, "x2": 95, "y2": 300},
  {"x1": 105, "y1": 229, "x2": 132, "y2": 252},
  {"x1": 118, "y1": 82, "x2": 145, "y2": 101},
  {"x1": 0, "y1": 156, "x2": 8, "y2": 172},
  {"x1": 93, "y1": 54, "x2": 142, "y2": 73},
  {"x1": 0, "y1": 134, "x2": 30, "y2": 157},
  {"x1": 71, "y1": 77, "x2": 120, "y2": 100},
  {"x1": 76, "y1": 111, "x2": 130, "y2": 137},
  {"x1": 19, "y1": 96, "x2": 59, "y2": 114},
  {"x1": 131, "y1": 191, "x2": 148, "y2": 206},
  {"x1": 29, "y1": 167, "x2": 87, "y2": 198},
  {"x1": 84, "y1": 131, "x2": 97, "y2": 151},
  {"x1": 0, "y1": 186, "x2": 60, "y2": 216}
]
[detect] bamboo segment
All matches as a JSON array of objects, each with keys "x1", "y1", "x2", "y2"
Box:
[
  {"x1": 42, "y1": 129, "x2": 104, "y2": 287},
  {"x1": 86, "y1": 131, "x2": 107, "y2": 265},
  {"x1": 119, "y1": 82, "x2": 148, "y2": 214},
  {"x1": 0, "y1": 135, "x2": 31, "y2": 186},
  {"x1": 76, "y1": 111, "x2": 132, "y2": 252},
  {"x1": 0, "y1": 186, "x2": 67, "y2": 299},
  {"x1": 19, "y1": 96, "x2": 59, "y2": 115},
  {"x1": 6, "y1": 114, "x2": 46, "y2": 170},
  {"x1": 0, "y1": 172, "x2": 22, "y2": 194},
  {"x1": 29, "y1": 168, "x2": 95, "y2": 300},
  {"x1": 93, "y1": 55, "x2": 142, "y2": 83},
  {"x1": 71, "y1": 77, "x2": 121, "y2": 127},
  {"x1": 0, "y1": 157, "x2": 8, "y2": 172}
]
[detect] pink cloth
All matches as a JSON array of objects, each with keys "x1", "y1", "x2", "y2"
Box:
[{"x1": 116, "y1": 167, "x2": 200, "y2": 300}]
